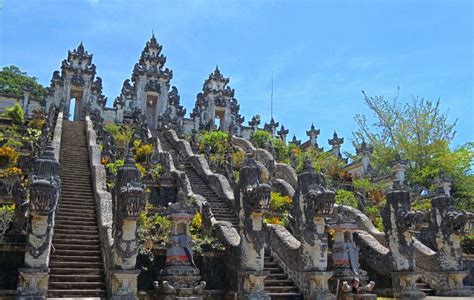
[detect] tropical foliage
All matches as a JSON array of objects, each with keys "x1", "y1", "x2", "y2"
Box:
[{"x1": 0, "y1": 65, "x2": 47, "y2": 98}]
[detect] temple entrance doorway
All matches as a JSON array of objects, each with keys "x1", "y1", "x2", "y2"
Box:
[
  {"x1": 146, "y1": 93, "x2": 158, "y2": 128},
  {"x1": 215, "y1": 107, "x2": 225, "y2": 131},
  {"x1": 68, "y1": 98, "x2": 77, "y2": 121}
]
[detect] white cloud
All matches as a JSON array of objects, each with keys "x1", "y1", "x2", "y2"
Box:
[{"x1": 87, "y1": 0, "x2": 99, "y2": 6}]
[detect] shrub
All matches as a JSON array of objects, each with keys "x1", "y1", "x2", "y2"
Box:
[
  {"x1": 270, "y1": 192, "x2": 292, "y2": 212},
  {"x1": 106, "y1": 159, "x2": 124, "y2": 176},
  {"x1": 335, "y1": 189, "x2": 358, "y2": 208},
  {"x1": 0, "y1": 146, "x2": 20, "y2": 167},
  {"x1": 251, "y1": 130, "x2": 272, "y2": 149},
  {"x1": 135, "y1": 144, "x2": 153, "y2": 163},
  {"x1": 2, "y1": 103, "x2": 25, "y2": 124}
]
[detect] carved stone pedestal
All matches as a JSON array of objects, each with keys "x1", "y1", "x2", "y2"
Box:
[
  {"x1": 308, "y1": 271, "x2": 335, "y2": 300},
  {"x1": 339, "y1": 294, "x2": 377, "y2": 300},
  {"x1": 17, "y1": 268, "x2": 49, "y2": 299},
  {"x1": 110, "y1": 270, "x2": 140, "y2": 299},
  {"x1": 391, "y1": 271, "x2": 425, "y2": 299},
  {"x1": 243, "y1": 271, "x2": 270, "y2": 300},
  {"x1": 437, "y1": 271, "x2": 472, "y2": 297}
]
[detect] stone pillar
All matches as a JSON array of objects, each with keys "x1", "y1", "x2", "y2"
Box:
[
  {"x1": 289, "y1": 158, "x2": 335, "y2": 299},
  {"x1": 420, "y1": 186, "x2": 473, "y2": 296},
  {"x1": 154, "y1": 191, "x2": 206, "y2": 299},
  {"x1": 328, "y1": 131, "x2": 344, "y2": 159},
  {"x1": 356, "y1": 142, "x2": 373, "y2": 175},
  {"x1": 17, "y1": 146, "x2": 60, "y2": 299},
  {"x1": 306, "y1": 123, "x2": 320, "y2": 149},
  {"x1": 111, "y1": 154, "x2": 146, "y2": 299},
  {"x1": 381, "y1": 182, "x2": 426, "y2": 299},
  {"x1": 235, "y1": 153, "x2": 271, "y2": 299},
  {"x1": 277, "y1": 125, "x2": 289, "y2": 144},
  {"x1": 391, "y1": 154, "x2": 408, "y2": 185}
]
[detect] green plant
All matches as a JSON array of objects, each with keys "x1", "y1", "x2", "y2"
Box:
[
  {"x1": 2, "y1": 103, "x2": 25, "y2": 124},
  {"x1": 0, "y1": 204, "x2": 15, "y2": 240},
  {"x1": 106, "y1": 159, "x2": 124, "y2": 176},
  {"x1": 335, "y1": 189, "x2": 358, "y2": 208},
  {"x1": 0, "y1": 146, "x2": 20, "y2": 167},
  {"x1": 270, "y1": 192, "x2": 292, "y2": 212},
  {"x1": 137, "y1": 210, "x2": 172, "y2": 251},
  {"x1": 150, "y1": 164, "x2": 163, "y2": 181},
  {"x1": 0, "y1": 65, "x2": 47, "y2": 98},
  {"x1": 251, "y1": 130, "x2": 272, "y2": 149},
  {"x1": 135, "y1": 143, "x2": 153, "y2": 163}
]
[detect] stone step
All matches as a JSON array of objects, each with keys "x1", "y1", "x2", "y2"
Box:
[
  {"x1": 266, "y1": 274, "x2": 288, "y2": 280},
  {"x1": 55, "y1": 223, "x2": 98, "y2": 230},
  {"x1": 56, "y1": 219, "x2": 98, "y2": 227},
  {"x1": 49, "y1": 261, "x2": 103, "y2": 269},
  {"x1": 53, "y1": 233, "x2": 100, "y2": 241},
  {"x1": 59, "y1": 203, "x2": 97, "y2": 211},
  {"x1": 264, "y1": 279, "x2": 295, "y2": 286},
  {"x1": 47, "y1": 289, "x2": 107, "y2": 297},
  {"x1": 56, "y1": 217, "x2": 97, "y2": 225},
  {"x1": 58, "y1": 207, "x2": 96, "y2": 214},
  {"x1": 54, "y1": 249, "x2": 102, "y2": 256},
  {"x1": 52, "y1": 243, "x2": 100, "y2": 251},
  {"x1": 50, "y1": 255, "x2": 102, "y2": 263},
  {"x1": 56, "y1": 211, "x2": 97, "y2": 218},
  {"x1": 49, "y1": 274, "x2": 104, "y2": 283},
  {"x1": 49, "y1": 281, "x2": 105, "y2": 290},
  {"x1": 265, "y1": 286, "x2": 299, "y2": 292},
  {"x1": 266, "y1": 292, "x2": 302, "y2": 299},
  {"x1": 50, "y1": 268, "x2": 103, "y2": 276},
  {"x1": 54, "y1": 228, "x2": 99, "y2": 236}
]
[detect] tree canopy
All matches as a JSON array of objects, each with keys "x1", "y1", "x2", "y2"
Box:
[
  {"x1": 0, "y1": 65, "x2": 47, "y2": 99},
  {"x1": 353, "y1": 87, "x2": 473, "y2": 210}
]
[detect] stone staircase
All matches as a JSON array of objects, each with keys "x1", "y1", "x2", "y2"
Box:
[
  {"x1": 416, "y1": 281, "x2": 434, "y2": 296},
  {"x1": 158, "y1": 132, "x2": 239, "y2": 227},
  {"x1": 48, "y1": 121, "x2": 107, "y2": 298},
  {"x1": 264, "y1": 251, "x2": 303, "y2": 299}
]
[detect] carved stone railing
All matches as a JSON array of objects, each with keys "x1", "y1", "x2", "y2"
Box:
[
  {"x1": 334, "y1": 204, "x2": 386, "y2": 245},
  {"x1": 157, "y1": 130, "x2": 240, "y2": 248},
  {"x1": 85, "y1": 116, "x2": 114, "y2": 296},
  {"x1": 231, "y1": 136, "x2": 298, "y2": 193},
  {"x1": 165, "y1": 130, "x2": 235, "y2": 212},
  {"x1": 17, "y1": 111, "x2": 63, "y2": 299},
  {"x1": 266, "y1": 223, "x2": 323, "y2": 298}
]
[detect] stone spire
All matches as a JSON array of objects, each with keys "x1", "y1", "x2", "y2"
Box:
[
  {"x1": 132, "y1": 33, "x2": 172, "y2": 83},
  {"x1": 248, "y1": 115, "x2": 261, "y2": 134},
  {"x1": 264, "y1": 117, "x2": 279, "y2": 137},
  {"x1": 356, "y1": 141, "x2": 373, "y2": 175},
  {"x1": 391, "y1": 153, "x2": 408, "y2": 186},
  {"x1": 328, "y1": 131, "x2": 344, "y2": 158},
  {"x1": 306, "y1": 123, "x2": 320, "y2": 148},
  {"x1": 277, "y1": 124, "x2": 289, "y2": 143},
  {"x1": 289, "y1": 134, "x2": 301, "y2": 146},
  {"x1": 191, "y1": 66, "x2": 243, "y2": 133}
]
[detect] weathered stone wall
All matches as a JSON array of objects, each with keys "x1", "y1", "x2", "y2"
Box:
[{"x1": 84, "y1": 116, "x2": 114, "y2": 294}]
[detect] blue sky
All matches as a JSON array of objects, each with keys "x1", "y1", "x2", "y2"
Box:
[{"x1": 0, "y1": 0, "x2": 472, "y2": 153}]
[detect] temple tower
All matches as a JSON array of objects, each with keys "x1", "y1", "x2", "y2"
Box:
[
  {"x1": 45, "y1": 42, "x2": 106, "y2": 120},
  {"x1": 190, "y1": 66, "x2": 244, "y2": 134},
  {"x1": 114, "y1": 34, "x2": 184, "y2": 129}
]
